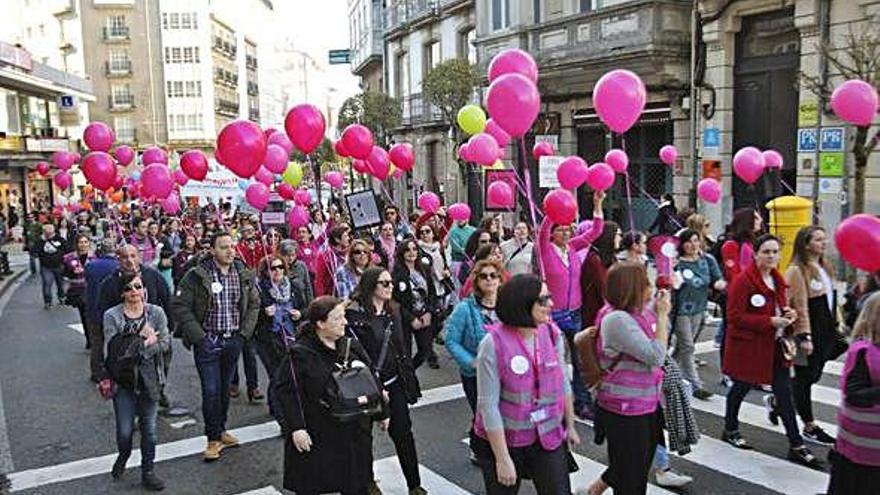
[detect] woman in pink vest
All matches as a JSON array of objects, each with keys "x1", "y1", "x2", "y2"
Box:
[
  {"x1": 472, "y1": 274, "x2": 580, "y2": 494},
  {"x1": 584, "y1": 261, "x2": 669, "y2": 495},
  {"x1": 828, "y1": 291, "x2": 880, "y2": 494}
]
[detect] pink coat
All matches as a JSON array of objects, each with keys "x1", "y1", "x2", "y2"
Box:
[{"x1": 538, "y1": 216, "x2": 604, "y2": 311}]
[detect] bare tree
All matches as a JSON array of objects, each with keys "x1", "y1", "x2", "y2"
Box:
[{"x1": 801, "y1": 23, "x2": 880, "y2": 214}]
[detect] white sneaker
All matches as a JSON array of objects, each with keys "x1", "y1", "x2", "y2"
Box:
[{"x1": 655, "y1": 469, "x2": 693, "y2": 488}]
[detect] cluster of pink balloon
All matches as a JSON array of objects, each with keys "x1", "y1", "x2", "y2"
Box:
[
  {"x1": 732, "y1": 146, "x2": 784, "y2": 185},
  {"x1": 416, "y1": 191, "x2": 471, "y2": 221},
  {"x1": 334, "y1": 124, "x2": 414, "y2": 181}
]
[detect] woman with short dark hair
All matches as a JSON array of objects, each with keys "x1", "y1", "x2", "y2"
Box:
[{"x1": 473, "y1": 274, "x2": 579, "y2": 494}]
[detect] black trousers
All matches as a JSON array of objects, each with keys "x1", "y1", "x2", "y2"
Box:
[
  {"x1": 600, "y1": 408, "x2": 662, "y2": 495},
  {"x1": 387, "y1": 380, "x2": 421, "y2": 489},
  {"x1": 827, "y1": 448, "x2": 880, "y2": 495},
  {"x1": 476, "y1": 439, "x2": 571, "y2": 495},
  {"x1": 793, "y1": 360, "x2": 825, "y2": 425},
  {"x1": 406, "y1": 321, "x2": 436, "y2": 369},
  {"x1": 87, "y1": 320, "x2": 105, "y2": 381},
  {"x1": 725, "y1": 366, "x2": 803, "y2": 447}
]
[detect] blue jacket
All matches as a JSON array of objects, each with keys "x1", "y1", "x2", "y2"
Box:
[
  {"x1": 444, "y1": 296, "x2": 488, "y2": 377},
  {"x1": 84, "y1": 255, "x2": 119, "y2": 325}
]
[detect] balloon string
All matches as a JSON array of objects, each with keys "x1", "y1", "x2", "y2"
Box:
[
  {"x1": 516, "y1": 138, "x2": 544, "y2": 279},
  {"x1": 620, "y1": 135, "x2": 637, "y2": 233}
]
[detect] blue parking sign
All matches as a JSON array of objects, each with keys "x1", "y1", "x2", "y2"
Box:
[
  {"x1": 60, "y1": 95, "x2": 74, "y2": 108},
  {"x1": 797, "y1": 129, "x2": 817, "y2": 152},
  {"x1": 703, "y1": 128, "x2": 720, "y2": 147},
  {"x1": 820, "y1": 127, "x2": 845, "y2": 152}
]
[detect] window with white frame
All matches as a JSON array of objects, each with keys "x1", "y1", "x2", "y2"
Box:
[
  {"x1": 183, "y1": 47, "x2": 194, "y2": 63},
  {"x1": 108, "y1": 49, "x2": 130, "y2": 71},
  {"x1": 106, "y1": 15, "x2": 126, "y2": 32},
  {"x1": 114, "y1": 116, "x2": 134, "y2": 142},
  {"x1": 185, "y1": 81, "x2": 201, "y2": 97},
  {"x1": 111, "y1": 84, "x2": 133, "y2": 106},
  {"x1": 491, "y1": 0, "x2": 509, "y2": 31},
  {"x1": 169, "y1": 12, "x2": 180, "y2": 29}
]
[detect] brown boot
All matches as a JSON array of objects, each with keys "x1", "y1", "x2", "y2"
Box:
[
  {"x1": 203, "y1": 441, "x2": 222, "y2": 462},
  {"x1": 220, "y1": 431, "x2": 239, "y2": 448}
]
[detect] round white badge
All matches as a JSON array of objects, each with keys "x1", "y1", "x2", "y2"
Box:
[
  {"x1": 725, "y1": 259, "x2": 735, "y2": 268},
  {"x1": 211, "y1": 282, "x2": 223, "y2": 294},
  {"x1": 810, "y1": 279, "x2": 824, "y2": 291},
  {"x1": 750, "y1": 294, "x2": 766, "y2": 307},
  {"x1": 682, "y1": 269, "x2": 694, "y2": 280},
  {"x1": 303, "y1": 248, "x2": 312, "y2": 256},
  {"x1": 421, "y1": 256, "x2": 431, "y2": 266},
  {"x1": 660, "y1": 242, "x2": 677, "y2": 258},
  {"x1": 398, "y1": 281, "x2": 407, "y2": 292},
  {"x1": 510, "y1": 355, "x2": 530, "y2": 375}
]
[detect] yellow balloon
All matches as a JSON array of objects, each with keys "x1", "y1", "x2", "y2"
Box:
[
  {"x1": 457, "y1": 105, "x2": 487, "y2": 136},
  {"x1": 282, "y1": 162, "x2": 303, "y2": 187},
  {"x1": 488, "y1": 159, "x2": 505, "y2": 170}
]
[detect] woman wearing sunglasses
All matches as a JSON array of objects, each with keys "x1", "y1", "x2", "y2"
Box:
[
  {"x1": 255, "y1": 255, "x2": 304, "y2": 427},
  {"x1": 101, "y1": 273, "x2": 170, "y2": 491},
  {"x1": 335, "y1": 239, "x2": 373, "y2": 299},
  {"x1": 472, "y1": 273, "x2": 579, "y2": 494},
  {"x1": 392, "y1": 238, "x2": 441, "y2": 370},
  {"x1": 347, "y1": 267, "x2": 425, "y2": 495}
]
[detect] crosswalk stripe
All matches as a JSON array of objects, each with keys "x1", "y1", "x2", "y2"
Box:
[
  {"x1": 235, "y1": 487, "x2": 284, "y2": 495},
  {"x1": 694, "y1": 341, "x2": 716, "y2": 355},
  {"x1": 824, "y1": 361, "x2": 844, "y2": 377},
  {"x1": 689, "y1": 393, "x2": 839, "y2": 438},
  {"x1": 374, "y1": 456, "x2": 471, "y2": 494},
  {"x1": 67, "y1": 323, "x2": 84, "y2": 335}
]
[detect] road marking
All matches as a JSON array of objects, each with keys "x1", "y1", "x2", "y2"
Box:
[
  {"x1": 7, "y1": 383, "x2": 464, "y2": 491},
  {"x1": 374, "y1": 456, "x2": 471, "y2": 494},
  {"x1": 688, "y1": 392, "x2": 838, "y2": 438},
  {"x1": 236, "y1": 487, "x2": 284, "y2": 495},
  {"x1": 0, "y1": 272, "x2": 28, "y2": 477},
  {"x1": 694, "y1": 340, "x2": 717, "y2": 355},
  {"x1": 168, "y1": 419, "x2": 197, "y2": 429},
  {"x1": 67, "y1": 323, "x2": 84, "y2": 335},
  {"x1": 823, "y1": 360, "x2": 843, "y2": 377}
]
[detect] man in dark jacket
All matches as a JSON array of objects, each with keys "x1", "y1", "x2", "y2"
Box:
[
  {"x1": 36, "y1": 223, "x2": 68, "y2": 308},
  {"x1": 171, "y1": 232, "x2": 260, "y2": 462},
  {"x1": 84, "y1": 238, "x2": 119, "y2": 382}
]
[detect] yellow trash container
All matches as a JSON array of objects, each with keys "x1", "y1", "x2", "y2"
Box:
[{"x1": 765, "y1": 195, "x2": 813, "y2": 271}]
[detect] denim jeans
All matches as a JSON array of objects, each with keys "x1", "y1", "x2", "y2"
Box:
[
  {"x1": 230, "y1": 337, "x2": 259, "y2": 391},
  {"x1": 551, "y1": 309, "x2": 591, "y2": 411},
  {"x1": 653, "y1": 444, "x2": 669, "y2": 471},
  {"x1": 193, "y1": 334, "x2": 243, "y2": 441},
  {"x1": 725, "y1": 365, "x2": 803, "y2": 447},
  {"x1": 113, "y1": 386, "x2": 159, "y2": 472},
  {"x1": 39, "y1": 265, "x2": 64, "y2": 304}
]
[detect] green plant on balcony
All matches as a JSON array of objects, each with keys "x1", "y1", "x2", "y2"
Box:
[{"x1": 337, "y1": 92, "x2": 403, "y2": 147}]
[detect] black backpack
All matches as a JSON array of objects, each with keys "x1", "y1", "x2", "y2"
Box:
[
  {"x1": 323, "y1": 338, "x2": 383, "y2": 422},
  {"x1": 105, "y1": 332, "x2": 142, "y2": 389}
]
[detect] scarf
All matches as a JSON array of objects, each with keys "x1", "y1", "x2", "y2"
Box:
[{"x1": 269, "y1": 276, "x2": 292, "y2": 303}]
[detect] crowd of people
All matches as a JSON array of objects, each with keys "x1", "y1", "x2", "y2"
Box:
[{"x1": 24, "y1": 192, "x2": 880, "y2": 494}]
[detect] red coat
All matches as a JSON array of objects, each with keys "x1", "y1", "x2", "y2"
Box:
[
  {"x1": 236, "y1": 240, "x2": 267, "y2": 270},
  {"x1": 722, "y1": 262, "x2": 791, "y2": 384}
]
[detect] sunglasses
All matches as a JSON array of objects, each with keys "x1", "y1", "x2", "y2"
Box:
[
  {"x1": 478, "y1": 272, "x2": 500, "y2": 281},
  {"x1": 123, "y1": 283, "x2": 144, "y2": 292},
  {"x1": 270, "y1": 264, "x2": 285, "y2": 271},
  {"x1": 536, "y1": 294, "x2": 553, "y2": 307},
  {"x1": 352, "y1": 249, "x2": 368, "y2": 255},
  {"x1": 420, "y1": 229, "x2": 432, "y2": 235},
  {"x1": 377, "y1": 280, "x2": 393, "y2": 287},
  {"x1": 405, "y1": 246, "x2": 418, "y2": 252},
  {"x1": 478, "y1": 239, "x2": 491, "y2": 244}
]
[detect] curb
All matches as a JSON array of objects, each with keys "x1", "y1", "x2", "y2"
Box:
[{"x1": 0, "y1": 269, "x2": 28, "y2": 303}]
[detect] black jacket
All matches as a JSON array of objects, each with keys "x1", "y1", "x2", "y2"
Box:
[
  {"x1": 97, "y1": 265, "x2": 173, "y2": 327},
  {"x1": 391, "y1": 258, "x2": 438, "y2": 327},
  {"x1": 35, "y1": 234, "x2": 67, "y2": 269},
  {"x1": 345, "y1": 300, "x2": 410, "y2": 384}
]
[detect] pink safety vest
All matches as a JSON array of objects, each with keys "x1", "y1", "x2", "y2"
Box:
[
  {"x1": 474, "y1": 323, "x2": 566, "y2": 450},
  {"x1": 836, "y1": 339, "x2": 880, "y2": 467}
]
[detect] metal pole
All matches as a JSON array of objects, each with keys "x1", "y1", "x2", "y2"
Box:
[{"x1": 690, "y1": 3, "x2": 700, "y2": 210}]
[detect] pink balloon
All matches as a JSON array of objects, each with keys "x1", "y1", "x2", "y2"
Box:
[
  {"x1": 217, "y1": 120, "x2": 268, "y2": 178},
  {"x1": 486, "y1": 73, "x2": 540, "y2": 138},
  {"x1": 593, "y1": 70, "x2": 646, "y2": 134},
  {"x1": 447, "y1": 203, "x2": 471, "y2": 221},
  {"x1": 733, "y1": 146, "x2": 766, "y2": 185},
  {"x1": 556, "y1": 156, "x2": 588, "y2": 190},
  {"x1": 141, "y1": 163, "x2": 174, "y2": 199},
  {"x1": 254, "y1": 166, "x2": 274, "y2": 186},
  {"x1": 389, "y1": 143, "x2": 415, "y2": 172},
  {"x1": 180, "y1": 150, "x2": 208, "y2": 181},
  {"x1": 585, "y1": 163, "x2": 615, "y2": 192},
  {"x1": 488, "y1": 48, "x2": 538, "y2": 83},
  {"x1": 36, "y1": 162, "x2": 50, "y2": 176},
  {"x1": 659, "y1": 145, "x2": 678, "y2": 167},
  {"x1": 457, "y1": 144, "x2": 473, "y2": 162},
  {"x1": 267, "y1": 131, "x2": 294, "y2": 155},
  {"x1": 263, "y1": 144, "x2": 289, "y2": 174},
  {"x1": 173, "y1": 168, "x2": 189, "y2": 186},
  {"x1": 468, "y1": 133, "x2": 500, "y2": 166},
  {"x1": 264, "y1": 127, "x2": 278, "y2": 138},
  {"x1": 762, "y1": 149, "x2": 783, "y2": 170},
  {"x1": 341, "y1": 124, "x2": 374, "y2": 160},
  {"x1": 604, "y1": 149, "x2": 629, "y2": 173},
  {"x1": 161, "y1": 192, "x2": 181, "y2": 215},
  {"x1": 214, "y1": 147, "x2": 226, "y2": 165},
  {"x1": 293, "y1": 188, "x2": 312, "y2": 206},
  {"x1": 324, "y1": 171, "x2": 344, "y2": 189},
  {"x1": 835, "y1": 214, "x2": 880, "y2": 271},
  {"x1": 392, "y1": 167, "x2": 404, "y2": 180},
  {"x1": 418, "y1": 191, "x2": 441, "y2": 214},
  {"x1": 543, "y1": 189, "x2": 578, "y2": 225},
  {"x1": 52, "y1": 151, "x2": 76, "y2": 170},
  {"x1": 142, "y1": 146, "x2": 168, "y2": 165},
  {"x1": 113, "y1": 174, "x2": 124, "y2": 190},
  {"x1": 497, "y1": 147, "x2": 507, "y2": 160},
  {"x1": 288, "y1": 205, "x2": 311, "y2": 229},
  {"x1": 333, "y1": 139, "x2": 349, "y2": 158},
  {"x1": 277, "y1": 183, "x2": 296, "y2": 200},
  {"x1": 484, "y1": 119, "x2": 511, "y2": 148},
  {"x1": 81, "y1": 152, "x2": 117, "y2": 191},
  {"x1": 83, "y1": 121, "x2": 115, "y2": 152},
  {"x1": 245, "y1": 182, "x2": 270, "y2": 210},
  {"x1": 113, "y1": 145, "x2": 135, "y2": 167},
  {"x1": 532, "y1": 141, "x2": 555, "y2": 160},
  {"x1": 487, "y1": 181, "x2": 513, "y2": 207},
  {"x1": 72, "y1": 152, "x2": 81, "y2": 164},
  {"x1": 352, "y1": 159, "x2": 369, "y2": 174},
  {"x1": 831, "y1": 79, "x2": 878, "y2": 127},
  {"x1": 367, "y1": 146, "x2": 390, "y2": 180},
  {"x1": 53, "y1": 171, "x2": 72, "y2": 190},
  {"x1": 697, "y1": 178, "x2": 722, "y2": 204},
  {"x1": 285, "y1": 104, "x2": 325, "y2": 154}
]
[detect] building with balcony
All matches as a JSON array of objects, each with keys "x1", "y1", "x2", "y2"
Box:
[
  {"x1": 349, "y1": 0, "x2": 386, "y2": 92},
  {"x1": 382, "y1": 0, "x2": 477, "y2": 209}
]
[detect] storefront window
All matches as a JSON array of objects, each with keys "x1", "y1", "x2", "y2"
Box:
[{"x1": 0, "y1": 88, "x2": 21, "y2": 134}]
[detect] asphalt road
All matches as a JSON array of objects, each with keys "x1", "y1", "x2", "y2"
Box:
[{"x1": 0, "y1": 274, "x2": 840, "y2": 495}]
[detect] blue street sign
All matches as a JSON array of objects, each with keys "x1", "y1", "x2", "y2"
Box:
[
  {"x1": 703, "y1": 128, "x2": 720, "y2": 147},
  {"x1": 820, "y1": 127, "x2": 845, "y2": 152},
  {"x1": 797, "y1": 128, "x2": 817, "y2": 152}
]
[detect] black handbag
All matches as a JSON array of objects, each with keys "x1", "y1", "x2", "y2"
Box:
[
  {"x1": 377, "y1": 325, "x2": 421, "y2": 405},
  {"x1": 323, "y1": 338, "x2": 383, "y2": 422}
]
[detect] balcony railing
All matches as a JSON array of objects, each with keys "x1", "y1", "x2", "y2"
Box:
[
  {"x1": 214, "y1": 98, "x2": 239, "y2": 117},
  {"x1": 246, "y1": 55, "x2": 258, "y2": 69},
  {"x1": 248, "y1": 109, "x2": 260, "y2": 122},
  {"x1": 351, "y1": 28, "x2": 384, "y2": 73},
  {"x1": 212, "y1": 37, "x2": 237, "y2": 59},
  {"x1": 385, "y1": 0, "x2": 439, "y2": 34},
  {"x1": 105, "y1": 60, "x2": 132, "y2": 76},
  {"x1": 400, "y1": 93, "x2": 443, "y2": 127},
  {"x1": 213, "y1": 69, "x2": 238, "y2": 88},
  {"x1": 477, "y1": 1, "x2": 690, "y2": 74},
  {"x1": 101, "y1": 26, "x2": 130, "y2": 41},
  {"x1": 247, "y1": 82, "x2": 259, "y2": 96},
  {"x1": 108, "y1": 94, "x2": 134, "y2": 110}
]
